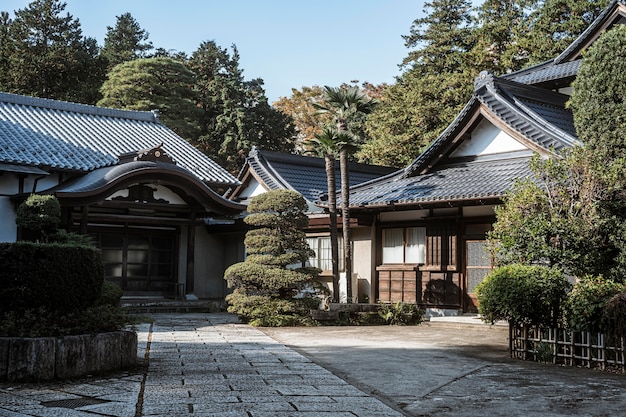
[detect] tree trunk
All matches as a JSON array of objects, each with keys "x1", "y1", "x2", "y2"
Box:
[
  {"x1": 340, "y1": 148, "x2": 353, "y2": 302},
  {"x1": 325, "y1": 154, "x2": 340, "y2": 303}
]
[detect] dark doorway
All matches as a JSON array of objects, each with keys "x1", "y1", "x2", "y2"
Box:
[{"x1": 92, "y1": 228, "x2": 178, "y2": 296}]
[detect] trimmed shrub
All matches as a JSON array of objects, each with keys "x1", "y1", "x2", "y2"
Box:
[
  {"x1": 96, "y1": 280, "x2": 123, "y2": 307},
  {"x1": 604, "y1": 291, "x2": 626, "y2": 339},
  {"x1": 225, "y1": 190, "x2": 321, "y2": 326},
  {"x1": 15, "y1": 194, "x2": 61, "y2": 241},
  {"x1": 564, "y1": 276, "x2": 625, "y2": 332},
  {"x1": 476, "y1": 264, "x2": 571, "y2": 326},
  {"x1": 0, "y1": 305, "x2": 127, "y2": 337},
  {"x1": 0, "y1": 242, "x2": 104, "y2": 314},
  {"x1": 226, "y1": 292, "x2": 318, "y2": 327}
]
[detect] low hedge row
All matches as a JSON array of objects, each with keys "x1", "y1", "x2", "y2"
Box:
[{"x1": 0, "y1": 242, "x2": 104, "y2": 315}]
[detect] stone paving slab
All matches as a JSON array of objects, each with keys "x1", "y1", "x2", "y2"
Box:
[{"x1": 0, "y1": 313, "x2": 404, "y2": 416}]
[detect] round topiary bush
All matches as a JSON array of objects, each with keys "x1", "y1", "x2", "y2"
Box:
[
  {"x1": 476, "y1": 264, "x2": 571, "y2": 327},
  {"x1": 15, "y1": 194, "x2": 61, "y2": 242}
]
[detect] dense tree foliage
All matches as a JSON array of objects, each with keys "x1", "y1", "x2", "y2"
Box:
[
  {"x1": 98, "y1": 57, "x2": 201, "y2": 141},
  {"x1": 570, "y1": 24, "x2": 626, "y2": 161},
  {"x1": 224, "y1": 190, "x2": 321, "y2": 326},
  {"x1": 101, "y1": 12, "x2": 153, "y2": 68},
  {"x1": 471, "y1": 0, "x2": 532, "y2": 74},
  {"x1": 488, "y1": 151, "x2": 623, "y2": 279},
  {"x1": 188, "y1": 41, "x2": 295, "y2": 173},
  {"x1": 0, "y1": 0, "x2": 107, "y2": 104},
  {"x1": 361, "y1": 0, "x2": 475, "y2": 167},
  {"x1": 520, "y1": 0, "x2": 609, "y2": 65},
  {"x1": 273, "y1": 85, "x2": 329, "y2": 153}
]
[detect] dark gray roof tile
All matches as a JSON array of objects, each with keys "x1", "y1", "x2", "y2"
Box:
[
  {"x1": 351, "y1": 155, "x2": 532, "y2": 207},
  {"x1": 0, "y1": 92, "x2": 238, "y2": 186},
  {"x1": 240, "y1": 149, "x2": 396, "y2": 203}
]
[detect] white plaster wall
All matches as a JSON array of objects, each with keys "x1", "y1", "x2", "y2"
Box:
[
  {"x1": 379, "y1": 209, "x2": 429, "y2": 223},
  {"x1": 352, "y1": 226, "x2": 373, "y2": 303},
  {"x1": 0, "y1": 196, "x2": 16, "y2": 242},
  {"x1": 239, "y1": 178, "x2": 267, "y2": 199},
  {"x1": 451, "y1": 119, "x2": 526, "y2": 157},
  {"x1": 462, "y1": 205, "x2": 496, "y2": 217},
  {"x1": 28, "y1": 173, "x2": 60, "y2": 193}
]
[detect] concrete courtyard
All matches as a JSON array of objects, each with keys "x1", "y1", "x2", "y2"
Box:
[{"x1": 1, "y1": 313, "x2": 625, "y2": 416}]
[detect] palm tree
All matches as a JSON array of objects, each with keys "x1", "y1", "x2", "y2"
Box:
[
  {"x1": 309, "y1": 126, "x2": 341, "y2": 302},
  {"x1": 314, "y1": 86, "x2": 377, "y2": 301}
]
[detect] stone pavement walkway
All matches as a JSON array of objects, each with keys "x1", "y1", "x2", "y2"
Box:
[{"x1": 0, "y1": 313, "x2": 404, "y2": 417}]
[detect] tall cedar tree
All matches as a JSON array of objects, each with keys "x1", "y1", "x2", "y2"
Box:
[
  {"x1": 570, "y1": 24, "x2": 626, "y2": 280},
  {"x1": 471, "y1": 0, "x2": 534, "y2": 75},
  {"x1": 97, "y1": 57, "x2": 201, "y2": 141},
  {"x1": 1, "y1": 0, "x2": 106, "y2": 104},
  {"x1": 520, "y1": 0, "x2": 609, "y2": 65},
  {"x1": 361, "y1": 0, "x2": 475, "y2": 168},
  {"x1": 187, "y1": 41, "x2": 294, "y2": 173},
  {"x1": 101, "y1": 12, "x2": 153, "y2": 68}
]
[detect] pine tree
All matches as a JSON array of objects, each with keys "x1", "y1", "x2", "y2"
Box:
[
  {"x1": 224, "y1": 190, "x2": 321, "y2": 326},
  {"x1": 5, "y1": 0, "x2": 107, "y2": 103},
  {"x1": 102, "y1": 12, "x2": 152, "y2": 68},
  {"x1": 188, "y1": 41, "x2": 294, "y2": 173},
  {"x1": 471, "y1": 0, "x2": 535, "y2": 75},
  {"x1": 97, "y1": 57, "x2": 201, "y2": 140},
  {"x1": 520, "y1": 0, "x2": 609, "y2": 64}
]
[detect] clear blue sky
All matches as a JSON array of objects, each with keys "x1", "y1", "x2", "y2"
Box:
[{"x1": 2, "y1": 0, "x2": 426, "y2": 103}]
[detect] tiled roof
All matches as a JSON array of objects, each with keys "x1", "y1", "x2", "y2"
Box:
[
  {"x1": 504, "y1": 59, "x2": 581, "y2": 85},
  {"x1": 0, "y1": 92, "x2": 238, "y2": 186},
  {"x1": 235, "y1": 148, "x2": 396, "y2": 203},
  {"x1": 349, "y1": 155, "x2": 533, "y2": 208},
  {"x1": 475, "y1": 74, "x2": 579, "y2": 150},
  {"x1": 403, "y1": 74, "x2": 578, "y2": 178}
]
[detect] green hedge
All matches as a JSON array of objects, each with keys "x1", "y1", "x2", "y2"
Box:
[
  {"x1": 0, "y1": 242, "x2": 104, "y2": 314},
  {"x1": 476, "y1": 264, "x2": 571, "y2": 327}
]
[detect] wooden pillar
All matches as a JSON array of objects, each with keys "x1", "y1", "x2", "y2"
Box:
[
  {"x1": 79, "y1": 206, "x2": 88, "y2": 235},
  {"x1": 185, "y1": 213, "x2": 196, "y2": 295}
]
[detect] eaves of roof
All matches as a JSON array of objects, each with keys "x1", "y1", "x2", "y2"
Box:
[
  {"x1": 0, "y1": 92, "x2": 239, "y2": 187},
  {"x1": 231, "y1": 148, "x2": 396, "y2": 204},
  {"x1": 401, "y1": 74, "x2": 578, "y2": 179},
  {"x1": 47, "y1": 161, "x2": 245, "y2": 215},
  {"x1": 349, "y1": 155, "x2": 533, "y2": 209}
]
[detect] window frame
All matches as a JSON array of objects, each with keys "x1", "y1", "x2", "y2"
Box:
[{"x1": 381, "y1": 226, "x2": 426, "y2": 265}]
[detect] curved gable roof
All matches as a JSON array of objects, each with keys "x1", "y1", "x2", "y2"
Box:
[{"x1": 48, "y1": 161, "x2": 245, "y2": 215}]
